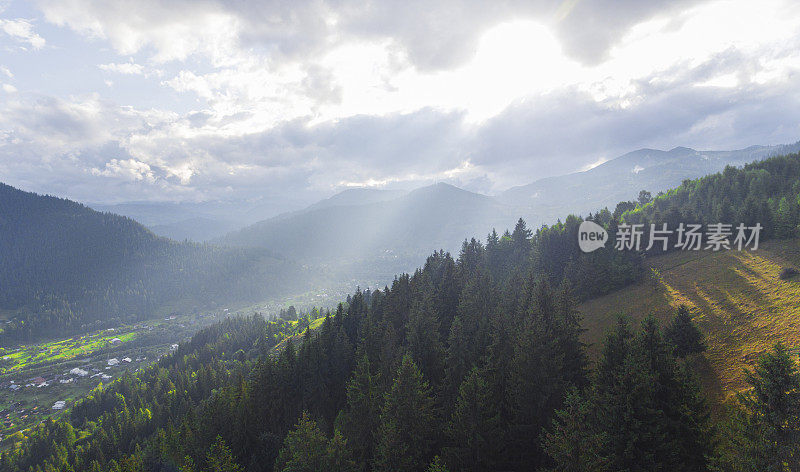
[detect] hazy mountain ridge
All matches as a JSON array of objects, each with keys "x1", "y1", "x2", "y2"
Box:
[
  {"x1": 501, "y1": 142, "x2": 800, "y2": 224},
  {"x1": 91, "y1": 196, "x2": 310, "y2": 242},
  {"x1": 215, "y1": 142, "x2": 799, "y2": 284},
  {"x1": 97, "y1": 142, "x2": 800, "y2": 245},
  {"x1": 218, "y1": 182, "x2": 518, "y2": 281}
]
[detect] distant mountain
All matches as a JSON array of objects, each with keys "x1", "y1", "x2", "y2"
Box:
[
  {"x1": 91, "y1": 196, "x2": 310, "y2": 241},
  {"x1": 149, "y1": 216, "x2": 241, "y2": 242},
  {"x1": 302, "y1": 188, "x2": 407, "y2": 213},
  {"x1": 0, "y1": 183, "x2": 304, "y2": 344},
  {"x1": 501, "y1": 142, "x2": 800, "y2": 224},
  {"x1": 218, "y1": 142, "x2": 800, "y2": 281},
  {"x1": 218, "y1": 183, "x2": 517, "y2": 280}
]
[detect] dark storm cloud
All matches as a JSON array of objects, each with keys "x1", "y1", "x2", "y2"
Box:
[
  {"x1": 226, "y1": 0, "x2": 712, "y2": 69},
  {"x1": 551, "y1": 0, "x2": 701, "y2": 65}
]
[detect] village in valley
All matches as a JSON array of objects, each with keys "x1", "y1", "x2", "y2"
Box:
[
  {"x1": 0, "y1": 310, "x2": 226, "y2": 446},
  {"x1": 0, "y1": 287, "x2": 354, "y2": 449}
]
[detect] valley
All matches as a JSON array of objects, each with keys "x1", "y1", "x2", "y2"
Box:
[
  {"x1": 3, "y1": 2, "x2": 799, "y2": 469},
  {"x1": 3, "y1": 149, "x2": 800, "y2": 471},
  {"x1": 0, "y1": 309, "x2": 229, "y2": 443}
]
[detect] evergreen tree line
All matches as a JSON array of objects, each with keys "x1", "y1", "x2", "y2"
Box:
[
  {"x1": 1, "y1": 314, "x2": 302, "y2": 471},
  {"x1": 611, "y1": 152, "x2": 800, "y2": 249},
  {"x1": 5, "y1": 225, "x2": 798, "y2": 471}
]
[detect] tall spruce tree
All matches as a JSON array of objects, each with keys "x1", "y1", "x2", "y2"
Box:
[
  {"x1": 723, "y1": 343, "x2": 800, "y2": 471},
  {"x1": 206, "y1": 436, "x2": 242, "y2": 472},
  {"x1": 406, "y1": 294, "x2": 445, "y2": 387},
  {"x1": 442, "y1": 367, "x2": 502, "y2": 472},
  {"x1": 664, "y1": 305, "x2": 705, "y2": 358},
  {"x1": 374, "y1": 354, "x2": 438, "y2": 472},
  {"x1": 336, "y1": 354, "x2": 381, "y2": 471},
  {"x1": 275, "y1": 412, "x2": 356, "y2": 472},
  {"x1": 545, "y1": 317, "x2": 713, "y2": 472}
]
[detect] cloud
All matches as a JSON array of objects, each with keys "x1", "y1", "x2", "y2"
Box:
[
  {"x1": 34, "y1": 0, "x2": 709, "y2": 70},
  {"x1": 99, "y1": 62, "x2": 143, "y2": 75},
  {"x1": 0, "y1": 18, "x2": 45, "y2": 49},
  {"x1": 91, "y1": 158, "x2": 155, "y2": 182},
  {"x1": 3, "y1": 60, "x2": 800, "y2": 206},
  {"x1": 469, "y1": 69, "x2": 800, "y2": 189},
  {"x1": 2, "y1": 0, "x2": 798, "y2": 209},
  {"x1": 2, "y1": 83, "x2": 15, "y2": 93},
  {"x1": 36, "y1": 0, "x2": 242, "y2": 64}
]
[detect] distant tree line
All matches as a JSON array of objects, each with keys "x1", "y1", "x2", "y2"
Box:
[{"x1": 614, "y1": 153, "x2": 800, "y2": 249}]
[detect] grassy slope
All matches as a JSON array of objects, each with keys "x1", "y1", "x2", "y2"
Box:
[{"x1": 578, "y1": 238, "x2": 800, "y2": 402}]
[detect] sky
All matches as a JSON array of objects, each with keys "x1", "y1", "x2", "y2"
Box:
[{"x1": 1, "y1": 0, "x2": 800, "y2": 209}]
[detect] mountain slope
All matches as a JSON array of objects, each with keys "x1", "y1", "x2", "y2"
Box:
[
  {"x1": 301, "y1": 187, "x2": 407, "y2": 213},
  {"x1": 9, "y1": 151, "x2": 800, "y2": 471},
  {"x1": 0, "y1": 183, "x2": 303, "y2": 344},
  {"x1": 219, "y1": 183, "x2": 517, "y2": 279},
  {"x1": 91, "y1": 196, "x2": 309, "y2": 241},
  {"x1": 578, "y1": 239, "x2": 800, "y2": 401},
  {"x1": 501, "y1": 142, "x2": 800, "y2": 224},
  {"x1": 148, "y1": 216, "x2": 240, "y2": 241}
]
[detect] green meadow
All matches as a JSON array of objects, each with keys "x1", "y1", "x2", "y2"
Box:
[{"x1": 579, "y1": 238, "x2": 800, "y2": 403}]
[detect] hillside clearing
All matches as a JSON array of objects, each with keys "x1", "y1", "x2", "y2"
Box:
[{"x1": 578, "y1": 238, "x2": 800, "y2": 401}]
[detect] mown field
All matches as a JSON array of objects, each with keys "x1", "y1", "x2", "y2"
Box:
[{"x1": 579, "y1": 238, "x2": 800, "y2": 403}]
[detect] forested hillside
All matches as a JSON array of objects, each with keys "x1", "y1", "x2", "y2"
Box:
[
  {"x1": 618, "y1": 151, "x2": 800, "y2": 242},
  {"x1": 0, "y1": 183, "x2": 304, "y2": 345},
  {"x1": 579, "y1": 238, "x2": 800, "y2": 398},
  {"x1": 0, "y1": 219, "x2": 658, "y2": 471},
  {"x1": 5, "y1": 152, "x2": 800, "y2": 471}
]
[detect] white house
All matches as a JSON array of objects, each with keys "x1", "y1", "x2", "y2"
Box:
[{"x1": 70, "y1": 367, "x2": 89, "y2": 377}]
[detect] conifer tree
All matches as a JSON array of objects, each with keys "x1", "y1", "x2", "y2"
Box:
[
  {"x1": 444, "y1": 316, "x2": 471, "y2": 406},
  {"x1": 406, "y1": 295, "x2": 445, "y2": 386},
  {"x1": 506, "y1": 315, "x2": 568, "y2": 469},
  {"x1": 724, "y1": 344, "x2": 800, "y2": 471},
  {"x1": 374, "y1": 354, "x2": 438, "y2": 472},
  {"x1": 442, "y1": 367, "x2": 502, "y2": 472},
  {"x1": 206, "y1": 436, "x2": 241, "y2": 472},
  {"x1": 275, "y1": 412, "x2": 356, "y2": 472},
  {"x1": 546, "y1": 317, "x2": 713, "y2": 472},
  {"x1": 543, "y1": 389, "x2": 608, "y2": 472},
  {"x1": 664, "y1": 305, "x2": 705, "y2": 357},
  {"x1": 427, "y1": 456, "x2": 449, "y2": 472},
  {"x1": 337, "y1": 354, "x2": 381, "y2": 471}
]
